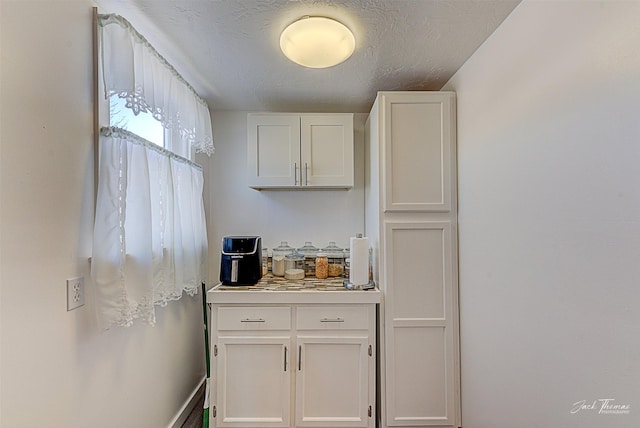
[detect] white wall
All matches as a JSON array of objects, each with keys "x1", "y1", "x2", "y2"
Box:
[
  {"x1": 443, "y1": 1, "x2": 640, "y2": 427},
  {"x1": 205, "y1": 111, "x2": 366, "y2": 283},
  {"x1": 1, "y1": 2, "x2": 204, "y2": 427}
]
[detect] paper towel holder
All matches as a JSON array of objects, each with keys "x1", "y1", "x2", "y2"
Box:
[{"x1": 343, "y1": 278, "x2": 376, "y2": 290}]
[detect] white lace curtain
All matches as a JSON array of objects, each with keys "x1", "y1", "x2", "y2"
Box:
[
  {"x1": 92, "y1": 127, "x2": 208, "y2": 328},
  {"x1": 98, "y1": 13, "x2": 214, "y2": 156}
]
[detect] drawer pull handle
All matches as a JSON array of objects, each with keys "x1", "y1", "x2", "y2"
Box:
[
  {"x1": 241, "y1": 318, "x2": 265, "y2": 323},
  {"x1": 320, "y1": 317, "x2": 344, "y2": 323}
]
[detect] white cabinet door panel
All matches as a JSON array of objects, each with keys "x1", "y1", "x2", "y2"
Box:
[
  {"x1": 383, "y1": 221, "x2": 456, "y2": 427},
  {"x1": 388, "y1": 225, "x2": 448, "y2": 320},
  {"x1": 388, "y1": 327, "x2": 450, "y2": 423},
  {"x1": 216, "y1": 336, "x2": 291, "y2": 428},
  {"x1": 382, "y1": 92, "x2": 454, "y2": 212},
  {"x1": 295, "y1": 336, "x2": 369, "y2": 427},
  {"x1": 248, "y1": 115, "x2": 300, "y2": 188},
  {"x1": 301, "y1": 115, "x2": 354, "y2": 187}
]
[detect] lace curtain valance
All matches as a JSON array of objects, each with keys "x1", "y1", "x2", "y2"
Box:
[{"x1": 98, "y1": 14, "x2": 214, "y2": 156}]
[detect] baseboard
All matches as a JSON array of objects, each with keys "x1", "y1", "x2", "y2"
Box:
[{"x1": 168, "y1": 376, "x2": 206, "y2": 428}]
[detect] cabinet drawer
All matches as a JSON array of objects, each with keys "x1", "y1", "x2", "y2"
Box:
[
  {"x1": 217, "y1": 306, "x2": 291, "y2": 330},
  {"x1": 296, "y1": 306, "x2": 369, "y2": 330}
]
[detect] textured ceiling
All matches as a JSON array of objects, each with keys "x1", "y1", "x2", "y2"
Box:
[{"x1": 96, "y1": 0, "x2": 521, "y2": 112}]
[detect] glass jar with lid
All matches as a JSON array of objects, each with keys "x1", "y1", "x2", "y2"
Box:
[
  {"x1": 315, "y1": 252, "x2": 329, "y2": 279},
  {"x1": 284, "y1": 251, "x2": 305, "y2": 280},
  {"x1": 285, "y1": 251, "x2": 305, "y2": 272},
  {"x1": 272, "y1": 241, "x2": 294, "y2": 276},
  {"x1": 321, "y1": 241, "x2": 345, "y2": 277},
  {"x1": 297, "y1": 241, "x2": 319, "y2": 276}
]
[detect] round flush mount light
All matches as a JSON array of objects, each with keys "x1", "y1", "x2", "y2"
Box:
[{"x1": 280, "y1": 16, "x2": 355, "y2": 68}]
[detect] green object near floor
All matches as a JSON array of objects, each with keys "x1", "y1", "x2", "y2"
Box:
[{"x1": 201, "y1": 282, "x2": 211, "y2": 428}]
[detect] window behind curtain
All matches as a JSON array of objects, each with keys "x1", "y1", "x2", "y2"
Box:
[{"x1": 109, "y1": 96, "x2": 164, "y2": 148}]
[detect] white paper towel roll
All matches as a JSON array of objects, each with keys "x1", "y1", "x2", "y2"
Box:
[{"x1": 350, "y1": 235, "x2": 369, "y2": 286}]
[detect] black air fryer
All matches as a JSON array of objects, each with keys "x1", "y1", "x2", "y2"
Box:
[{"x1": 220, "y1": 236, "x2": 263, "y2": 286}]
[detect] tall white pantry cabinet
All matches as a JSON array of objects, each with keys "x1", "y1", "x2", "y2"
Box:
[{"x1": 365, "y1": 92, "x2": 461, "y2": 428}]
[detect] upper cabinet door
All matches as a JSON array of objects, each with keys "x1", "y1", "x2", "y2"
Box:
[
  {"x1": 381, "y1": 92, "x2": 456, "y2": 212},
  {"x1": 300, "y1": 115, "x2": 354, "y2": 188},
  {"x1": 248, "y1": 113, "x2": 354, "y2": 189},
  {"x1": 248, "y1": 114, "x2": 301, "y2": 188}
]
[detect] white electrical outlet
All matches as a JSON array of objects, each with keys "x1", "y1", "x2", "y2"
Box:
[{"x1": 67, "y1": 276, "x2": 85, "y2": 311}]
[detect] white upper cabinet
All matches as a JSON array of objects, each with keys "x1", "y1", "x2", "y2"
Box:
[
  {"x1": 380, "y1": 92, "x2": 455, "y2": 212},
  {"x1": 248, "y1": 113, "x2": 354, "y2": 189}
]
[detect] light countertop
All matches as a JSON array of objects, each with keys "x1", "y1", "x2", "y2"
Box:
[{"x1": 207, "y1": 274, "x2": 381, "y2": 304}]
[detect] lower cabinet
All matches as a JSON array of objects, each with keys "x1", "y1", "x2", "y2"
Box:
[
  {"x1": 210, "y1": 304, "x2": 376, "y2": 428},
  {"x1": 216, "y1": 336, "x2": 291, "y2": 427}
]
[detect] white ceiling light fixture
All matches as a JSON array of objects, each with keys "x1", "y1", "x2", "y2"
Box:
[{"x1": 280, "y1": 16, "x2": 356, "y2": 68}]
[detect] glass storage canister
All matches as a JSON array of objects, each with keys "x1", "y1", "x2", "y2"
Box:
[
  {"x1": 284, "y1": 251, "x2": 305, "y2": 280},
  {"x1": 272, "y1": 241, "x2": 294, "y2": 277},
  {"x1": 315, "y1": 252, "x2": 329, "y2": 279},
  {"x1": 285, "y1": 251, "x2": 305, "y2": 272},
  {"x1": 321, "y1": 241, "x2": 345, "y2": 277},
  {"x1": 297, "y1": 241, "x2": 319, "y2": 276}
]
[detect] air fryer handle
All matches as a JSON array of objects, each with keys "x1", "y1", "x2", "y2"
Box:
[{"x1": 231, "y1": 259, "x2": 238, "y2": 283}]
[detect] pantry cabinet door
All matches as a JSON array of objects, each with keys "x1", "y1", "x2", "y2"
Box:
[
  {"x1": 248, "y1": 114, "x2": 301, "y2": 188},
  {"x1": 383, "y1": 221, "x2": 459, "y2": 427},
  {"x1": 381, "y1": 92, "x2": 455, "y2": 212},
  {"x1": 295, "y1": 336, "x2": 370, "y2": 427},
  {"x1": 215, "y1": 336, "x2": 291, "y2": 428},
  {"x1": 300, "y1": 115, "x2": 354, "y2": 188}
]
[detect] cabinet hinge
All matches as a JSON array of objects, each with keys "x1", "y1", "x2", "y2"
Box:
[
  {"x1": 213, "y1": 344, "x2": 217, "y2": 357},
  {"x1": 212, "y1": 405, "x2": 216, "y2": 417},
  {"x1": 368, "y1": 405, "x2": 372, "y2": 417},
  {"x1": 368, "y1": 344, "x2": 372, "y2": 356}
]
